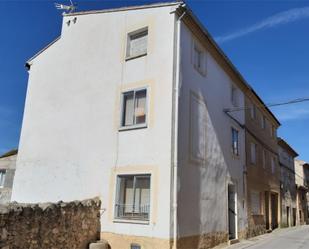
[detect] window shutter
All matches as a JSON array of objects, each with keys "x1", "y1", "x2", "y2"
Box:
[
  {"x1": 251, "y1": 191, "x2": 261, "y2": 215},
  {"x1": 129, "y1": 30, "x2": 148, "y2": 57}
]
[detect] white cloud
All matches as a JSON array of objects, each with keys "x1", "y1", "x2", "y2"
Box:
[
  {"x1": 216, "y1": 6, "x2": 309, "y2": 43},
  {"x1": 274, "y1": 107, "x2": 309, "y2": 121}
]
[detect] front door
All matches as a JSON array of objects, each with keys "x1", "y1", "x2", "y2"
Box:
[
  {"x1": 292, "y1": 208, "x2": 296, "y2": 226},
  {"x1": 265, "y1": 192, "x2": 270, "y2": 230},
  {"x1": 286, "y1": 206, "x2": 290, "y2": 227},
  {"x1": 228, "y1": 185, "x2": 237, "y2": 240},
  {"x1": 271, "y1": 193, "x2": 278, "y2": 229}
]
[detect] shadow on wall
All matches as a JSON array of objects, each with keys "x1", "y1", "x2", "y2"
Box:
[{"x1": 177, "y1": 87, "x2": 244, "y2": 248}]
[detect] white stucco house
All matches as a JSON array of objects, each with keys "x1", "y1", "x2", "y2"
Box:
[{"x1": 12, "y1": 2, "x2": 255, "y2": 248}]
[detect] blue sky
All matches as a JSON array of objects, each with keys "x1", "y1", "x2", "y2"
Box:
[{"x1": 0, "y1": 0, "x2": 308, "y2": 161}]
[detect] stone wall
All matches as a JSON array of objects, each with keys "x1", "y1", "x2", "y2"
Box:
[{"x1": 0, "y1": 197, "x2": 100, "y2": 249}]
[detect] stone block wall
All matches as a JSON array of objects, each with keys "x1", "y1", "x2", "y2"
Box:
[{"x1": 0, "y1": 197, "x2": 101, "y2": 249}]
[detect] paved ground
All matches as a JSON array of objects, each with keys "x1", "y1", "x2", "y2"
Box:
[{"x1": 216, "y1": 225, "x2": 309, "y2": 249}]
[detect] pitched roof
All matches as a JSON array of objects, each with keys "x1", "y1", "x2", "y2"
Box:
[
  {"x1": 0, "y1": 149, "x2": 18, "y2": 159},
  {"x1": 63, "y1": 1, "x2": 182, "y2": 17},
  {"x1": 25, "y1": 1, "x2": 280, "y2": 126},
  {"x1": 278, "y1": 138, "x2": 298, "y2": 157},
  {"x1": 177, "y1": 5, "x2": 280, "y2": 126}
]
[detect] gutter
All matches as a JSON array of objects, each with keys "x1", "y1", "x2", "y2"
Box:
[{"x1": 171, "y1": 3, "x2": 186, "y2": 249}]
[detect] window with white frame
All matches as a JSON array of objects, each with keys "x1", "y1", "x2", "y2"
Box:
[
  {"x1": 0, "y1": 170, "x2": 6, "y2": 188},
  {"x1": 251, "y1": 191, "x2": 261, "y2": 215},
  {"x1": 121, "y1": 88, "x2": 147, "y2": 128},
  {"x1": 192, "y1": 41, "x2": 206, "y2": 75},
  {"x1": 232, "y1": 128, "x2": 239, "y2": 156},
  {"x1": 126, "y1": 28, "x2": 148, "y2": 58},
  {"x1": 262, "y1": 149, "x2": 266, "y2": 168},
  {"x1": 250, "y1": 142, "x2": 257, "y2": 164},
  {"x1": 271, "y1": 156, "x2": 276, "y2": 174},
  {"x1": 231, "y1": 85, "x2": 238, "y2": 107},
  {"x1": 115, "y1": 174, "x2": 151, "y2": 221}
]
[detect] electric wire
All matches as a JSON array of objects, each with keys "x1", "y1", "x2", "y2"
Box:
[{"x1": 225, "y1": 97, "x2": 309, "y2": 113}]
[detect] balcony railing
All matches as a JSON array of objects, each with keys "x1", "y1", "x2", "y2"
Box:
[{"x1": 115, "y1": 204, "x2": 150, "y2": 221}]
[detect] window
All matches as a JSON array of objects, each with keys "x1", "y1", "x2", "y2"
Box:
[
  {"x1": 250, "y1": 143, "x2": 257, "y2": 164},
  {"x1": 0, "y1": 170, "x2": 6, "y2": 188},
  {"x1": 126, "y1": 28, "x2": 148, "y2": 58},
  {"x1": 231, "y1": 128, "x2": 239, "y2": 156},
  {"x1": 270, "y1": 125, "x2": 276, "y2": 139},
  {"x1": 261, "y1": 116, "x2": 266, "y2": 129},
  {"x1": 231, "y1": 85, "x2": 238, "y2": 107},
  {"x1": 192, "y1": 41, "x2": 206, "y2": 75},
  {"x1": 250, "y1": 104, "x2": 256, "y2": 119},
  {"x1": 121, "y1": 89, "x2": 147, "y2": 128},
  {"x1": 131, "y1": 244, "x2": 141, "y2": 249},
  {"x1": 251, "y1": 191, "x2": 261, "y2": 215},
  {"x1": 190, "y1": 93, "x2": 207, "y2": 162},
  {"x1": 271, "y1": 157, "x2": 276, "y2": 174},
  {"x1": 115, "y1": 174, "x2": 151, "y2": 221},
  {"x1": 262, "y1": 150, "x2": 266, "y2": 168}
]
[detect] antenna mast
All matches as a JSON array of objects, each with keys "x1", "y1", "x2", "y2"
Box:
[{"x1": 55, "y1": 0, "x2": 77, "y2": 14}]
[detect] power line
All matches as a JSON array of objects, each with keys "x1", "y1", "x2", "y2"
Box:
[{"x1": 224, "y1": 97, "x2": 309, "y2": 113}]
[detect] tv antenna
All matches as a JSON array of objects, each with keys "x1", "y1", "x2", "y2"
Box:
[{"x1": 55, "y1": 0, "x2": 77, "y2": 14}]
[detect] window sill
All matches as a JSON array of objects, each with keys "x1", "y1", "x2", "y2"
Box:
[
  {"x1": 125, "y1": 53, "x2": 147, "y2": 61},
  {"x1": 193, "y1": 65, "x2": 206, "y2": 77},
  {"x1": 119, "y1": 124, "x2": 147, "y2": 132},
  {"x1": 113, "y1": 219, "x2": 149, "y2": 225}
]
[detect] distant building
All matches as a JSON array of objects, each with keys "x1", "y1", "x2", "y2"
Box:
[
  {"x1": 278, "y1": 138, "x2": 298, "y2": 227},
  {"x1": 294, "y1": 159, "x2": 309, "y2": 225},
  {"x1": 0, "y1": 149, "x2": 17, "y2": 204},
  {"x1": 244, "y1": 96, "x2": 280, "y2": 235}
]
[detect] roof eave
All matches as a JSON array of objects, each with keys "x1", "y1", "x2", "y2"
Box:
[
  {"x1": 181, "y1": 5, "x2": 281, "y2": 126},
  {"x1": 25, "y1": 36, "x2": 61, "y2": 70},
  {"x1": 278, "y1": 137, "x2": 299, "y2": 157},
  {"x1": 64, "y1": 1, "x2": 183, "y2": 17}
]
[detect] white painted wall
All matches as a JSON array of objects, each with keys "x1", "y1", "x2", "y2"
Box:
[
  {"x1": 12, "y1": 5, "x2": 177, "y2": 239},
  {"x1": 12, "y1": 3, "x2": 249, "y2": 242},
  {"x1": 177, "y1": 23, "x2": 247, "y2": 238}
]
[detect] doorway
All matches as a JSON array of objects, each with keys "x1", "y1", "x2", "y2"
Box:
[
  {"x1": 271, "y1": 193, "x2": 278, "y2": 229},
  {"x1": 228, "y1": 185, "x2": 237, "y2": 240},
  {"x1": 292, "y1": 208, "x2": 296, "y2": 226},
  {"x1": 286, "y1": 206, "x2": 290, "y2": 227},
  {"x1": 265, "y1": 192, "x2": 270, "y2": 230}
]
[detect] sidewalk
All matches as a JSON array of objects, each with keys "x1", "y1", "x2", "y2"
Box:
[{"x1": 213, "y1": 225, "x2": 309, "y2": 249}]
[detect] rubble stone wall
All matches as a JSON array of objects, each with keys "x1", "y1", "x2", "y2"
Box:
[{"x1": 0, "y1": 197, "x2": 100, "y2": 249}]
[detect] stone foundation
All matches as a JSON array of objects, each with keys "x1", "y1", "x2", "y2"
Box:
[
  {"x1": 177, "y1": 231, "x2": 228, "y2": 249},
  {"x1": 237, "y1": 229, "x2": 248, "y2": 240},
  {"x1": 101, "y1": 231, "x2": 228, "y2": 249},
  {"x1": 0, "y1": 197, "x2": 101, "y2": 249},
  {"x1": 101, "y1": 232, "x2": 171, "y2": 249}
]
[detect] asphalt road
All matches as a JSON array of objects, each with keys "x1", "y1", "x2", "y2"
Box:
[{"x1": 221, "y1": 225, "x2": 309, "y2": 249}]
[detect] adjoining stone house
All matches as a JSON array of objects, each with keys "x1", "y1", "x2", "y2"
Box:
[
  {"x1": 278, "y1": 138, "x2": 298, "y2": 227},
  {"x1": 0, "y1": 149, "x2": 17, "y2": 204},
  {"x1": 12, "y1": 2, "x2": 282, "y2": 249},
  {"x1": 303, "y1": 163, "x2": 309, "y2": 223},
  {"x1": 294, "y1": 159, "x2": 309, "y2": 225},
  {"x1": 244, "y1": 94, "x2": 281, "y2": 235}
]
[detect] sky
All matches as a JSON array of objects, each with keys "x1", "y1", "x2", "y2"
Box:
[{"x1": 0, "y1": 0, "x2": 308, "y2": 161}]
